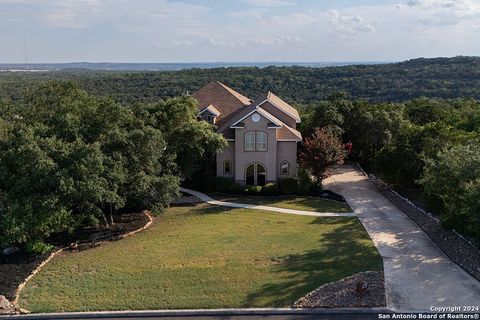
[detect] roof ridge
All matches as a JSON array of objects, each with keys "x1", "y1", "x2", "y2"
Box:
[{"x1": 216, "y1": 81, "x2": 251, "y2": 105}]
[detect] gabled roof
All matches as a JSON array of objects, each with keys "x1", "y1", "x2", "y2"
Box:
[
  {"x1": 192, "y1": 81, "x2": 251, "y2": 125},
  {"x1": 193, "y1": 81, "x2": 302, "y2": 142},
  {"x1": 199, "y1": 104, "x2": 221, "y2": 117},
  {"x1": 251, "y1": 91, "x2": 301, "y2": 123},
  {"x1": 230, "y1": 107, "x2": 283, "y2": 128}
]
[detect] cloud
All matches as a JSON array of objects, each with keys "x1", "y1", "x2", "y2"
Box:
[
  {"x1": 324, "y1": 10, "x2": 375, "y2": 36},
  {"x1": 239, "y1": 0, "x2": 293, "y2": 7},
  {"x1": 1, "y1": 0, "x2": 480, "y2": 62},
  {"x1": 396, "y1": 0, "x2": 480, "y2": 25}
]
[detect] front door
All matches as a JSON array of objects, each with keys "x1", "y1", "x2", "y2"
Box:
[{"x1": 245, "y1": 163, "x2": 266, "y2": 186}]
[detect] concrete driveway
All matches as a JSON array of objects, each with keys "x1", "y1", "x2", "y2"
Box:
[{"x1": 323, "y1": 164, "x2": 480, "y2": 312}]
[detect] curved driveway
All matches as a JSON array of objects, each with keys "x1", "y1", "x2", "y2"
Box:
[{"x1": 323, "y1": 164, "x2": 480, "y2": 312}]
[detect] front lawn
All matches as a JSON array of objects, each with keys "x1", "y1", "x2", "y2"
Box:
[
  {"x1": 212, "y1": 194, "x2": 352, "y2": 213},
  {"x1": 19, "y1": 204, "x2": 381, "y2": 312}
]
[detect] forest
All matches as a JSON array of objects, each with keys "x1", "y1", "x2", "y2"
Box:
[
  {"x1": 0, "y1": 82, "x2": 225, "y2": 252},
  {"x1": 1, "y1": 56, "x2": 479, "y2": 249},
  {"x1": 299, "y1": 93, "x2": 480, "y2": 243},
  {"x1": 1, "y1": 56, "x2": 480, "y2": 105}
]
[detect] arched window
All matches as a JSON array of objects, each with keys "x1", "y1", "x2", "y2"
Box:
[
  {"x1": 245, "y1": 131, "x2": 255, "y2": 151},
  {"x1": 245, "y1": 163, "x2": 266, "y2": 186},
  {"x1": 245, "y1": 131, "x2": 268, "y2": 151},
  {"x1": 280, "y1": 161, "x2": 289, "y2": 175},
  {"x1": 256, "y1": 131, "x2": 267, "y2": 151},
  {"x1": 223, "y1": 160, "x2": 232, "y2": 174}
]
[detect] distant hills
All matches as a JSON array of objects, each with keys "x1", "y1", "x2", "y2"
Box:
[
  {"x1": 0, "y1": 61, "x2": 388, "y2": 72},
  {"x1": 0, "y1": 56, "x2": 479, "y2": 103}
]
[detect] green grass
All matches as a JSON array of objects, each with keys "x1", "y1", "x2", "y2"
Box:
[
  {"x1": 212, "y1": 194, "x2": 352, "y2": 213},
  {"x1": 19, "y1": 204, "x2": 381, "y2": 312}
]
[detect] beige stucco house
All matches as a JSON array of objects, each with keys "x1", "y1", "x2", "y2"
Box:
[{"x1": 193, "y1": 81, "x2": 302, "y2": 186}]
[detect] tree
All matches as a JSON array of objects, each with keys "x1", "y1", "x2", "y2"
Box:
[
  {"x1": 299, "y1": 128, "x2": 348, "y2": 182},
  {"x1": 300, "y1": 92, "x2": 350, "y2": 137},
  {"x1": 0, "y1": 82, "x2": 180, "y2": 250},
  {"x1": 133, "y1": 96, "x2": 227, "y2": 177},
  {"x1": 420, "y1": 142, "x2": 480, "y2": 243},
  {"x1": 0, "y1": 81, "x2": 226, "y2": 251},
  {"x1": 342, "y1": 100, "x2": 406, "y2": 167}
]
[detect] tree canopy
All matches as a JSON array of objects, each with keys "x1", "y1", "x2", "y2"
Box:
[
  {"x1": 0, "y1": 81, "x2": 225, "y2": 251},
  {"x1": 1, "y1": 56, "x2": 480, "y2": 105}
]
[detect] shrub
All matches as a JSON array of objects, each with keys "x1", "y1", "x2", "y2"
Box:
[
  {"x1": 25, "y1": 240, "x2": 53, "y2": 254},
  {"x1": 213, "y1": 177, "x2": 235, "y2": 193},
  {"x1": 308, "y1": 181, "x2": 323, "y2": 195},
  {"x1": 244, "y1": 185, "x2": 262, "y2": 194},
  {"x1": 278, "y1": 178, "x2": 298, "y2": 195},
  {"x1": 297, "y1": 167, "x2": 312, "y2": 195},
  {"x1": 227, "y1": 182, "x2": 243, "y2": 194},
  {"x1": 262, "y1": 183, "x2": 279, "y2": 195}
]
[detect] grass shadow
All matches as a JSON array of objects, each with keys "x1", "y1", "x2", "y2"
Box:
[{"x1": 244, "y1": 219, "x2": 383, "y2": 307}]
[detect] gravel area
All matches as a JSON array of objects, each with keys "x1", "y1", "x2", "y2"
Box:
[
  {"x1": 0, "y1": 211, "x2": 149, "y2": 301},
  {"x1": 0, "y1": 295, "x2": 17, "y2": 315},
  {"x1": 293, "y1": 271, "x2": 385, "y2": 308},
  {"x1": 369, "y1": 175, "x2": 480, "y2": 282}
]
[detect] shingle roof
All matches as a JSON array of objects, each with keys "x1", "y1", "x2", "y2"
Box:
[
  {"x1": 192, "y1": 81, "x2": 251, "y2": 125},
  {"x1": 199, "y1": 104, "x2": 221, "y2": 117},
  {"x1": 217, "y1": 82, "x2": 252, "y2": 105},
  {"x1": 251, "y1": 91, "x2": 301, "y2": 122},
  {"x1": 193, "y1": 81, "x2": 302, "y2": 141},
  {"x1": 277, "y1": 125, "x2": 302, "y2": 141}
]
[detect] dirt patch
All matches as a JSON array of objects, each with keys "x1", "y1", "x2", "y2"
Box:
[
  {"x1": 293, "y1": 271, "x2": 385, "y2": 308},
  {"x1": 0, "y1": 211, "x2": 149, "y2": 301}
]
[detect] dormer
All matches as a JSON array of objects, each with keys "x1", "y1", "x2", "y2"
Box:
[{"x1": 198, "y1": 104, "x2": 221, "y2": 125}]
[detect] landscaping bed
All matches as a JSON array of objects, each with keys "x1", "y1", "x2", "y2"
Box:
[
  {"x1": 0, "y1": 211, "x2": 149, "y2": 302},
  {"x1": 369, "y1": 175, "x2": 480, "y2": 281},
  {"x1": 293, "y1": 271, "x2": 385, "y2": 308}
]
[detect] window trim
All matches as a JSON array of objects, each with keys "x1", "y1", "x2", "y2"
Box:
[
  {"x1": 244, "y1": 130, "x2": 268, "y2": 152},
  {"x1": 256, "y1": 131, "x2": 268, "y2": 152},
  {"x1": 280, "y1": 160, "x2": 289, "y2": 175},
  {"x1": 244, "y1": 131, "x2": 256, "y2": 151},
  {"x1": 223, "y1": 160, "x2": 232, "y2": 174}
]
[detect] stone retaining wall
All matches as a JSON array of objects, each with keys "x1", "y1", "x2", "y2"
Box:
[{"x1": 369, "y1": 174, "x2": 480, "y2": 281}]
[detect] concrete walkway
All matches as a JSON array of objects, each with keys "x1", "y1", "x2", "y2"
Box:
[
  {"x1": 179, "y1": 187, "x2": 355, "y2": 217},
  {"x1": 323, "y1": 164, "x2": 480, "y2": 312}
]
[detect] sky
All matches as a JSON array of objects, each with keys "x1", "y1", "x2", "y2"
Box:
[{"x1": 0, "y1": 0, "x2": 479, "y2": 63}]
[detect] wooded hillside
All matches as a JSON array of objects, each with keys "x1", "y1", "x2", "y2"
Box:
[{"x1": 1, "y1": 56, "x2": 479, "y2": 104}]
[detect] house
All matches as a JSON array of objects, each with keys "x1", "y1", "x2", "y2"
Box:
[{"x1": 192, "y1": 81, "x2": 302, "y2": 186}]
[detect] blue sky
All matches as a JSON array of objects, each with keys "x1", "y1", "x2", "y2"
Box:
[{"x1": 1, "y1": 0, "x2": 479, "y2": 63}]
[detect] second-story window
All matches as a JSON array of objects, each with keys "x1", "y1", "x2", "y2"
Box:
[
  {"x1": 256, "y1": 131, "x2": 267, "y2": 151},
  {"x1": 245, "y1": 132, "x2": 255, "y2": 151},
  {"x1": 245, "y1": 131, "x2": 268, "y2": 151}
]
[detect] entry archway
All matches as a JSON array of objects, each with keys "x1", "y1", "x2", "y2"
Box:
[{"x1": 245, "y1": 163, "x2": 266, "y2": 186}]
